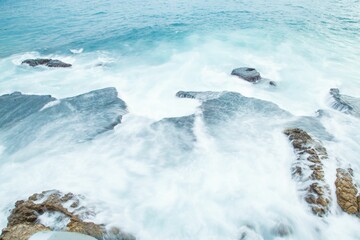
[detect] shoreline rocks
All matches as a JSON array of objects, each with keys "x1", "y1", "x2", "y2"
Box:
[
  {"x1": 22, "y1": 59, "x2": 72, "y2": 68},
  {"x1": 284, "y1": 128, "x2": 331, "y2": 217},
  {"x1": 0, "y1": 190, "x2": 135, "y2": 240}
]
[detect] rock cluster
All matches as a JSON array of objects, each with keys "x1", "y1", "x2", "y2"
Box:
[
  {"x1": 0, "y1": 190, "x2": 135, "y2": 240},
  {"x1": 284, "y1": 128, "x2": 331, "y2": 216},
  {"x1": 22, "y1": 59, "x2": 72, "y2": 68},
  {"x1": 335, "y1": 168, "x2": 360, "y2": 215}
]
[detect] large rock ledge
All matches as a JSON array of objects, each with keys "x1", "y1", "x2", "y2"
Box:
[
  {"x1": 0, "y1": 190, "x2": 135, "y2": 240},
  {"x1": 284, "y1": 128, "x2": 331, "y2": 217},
  {"x1": 335, "y1": 168, "x2": 360, "y2": 215}
]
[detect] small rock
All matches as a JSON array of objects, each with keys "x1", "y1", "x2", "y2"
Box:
[
  {"x1": 231, "y1": 67, "x2": 261, "y2": 83},
  {"x1": 269, "y1": 81, "x2": 277, "y2": 86},
  {"x1": 22, "y1": 59, "x2": 72, "y2": 68}
]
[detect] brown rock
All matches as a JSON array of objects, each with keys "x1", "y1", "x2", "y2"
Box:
[
  {"x1": 0, "y1": 190, "x2": 135, "y2": 240},
  {"x1": 0, "y1": 224, "x2": 50, "y2": 240},
  {"x1": 67, "y1": 219, "x2": 104, "y2": 239},
  {"x1": 284, "y1": 128, "x2": 331, "y2": 217},
  {"x1": 335, "y1": 168, "x2": 359, "y2": 214}
]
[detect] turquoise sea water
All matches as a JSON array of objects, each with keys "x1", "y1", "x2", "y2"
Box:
[
  {"x1": 1, "y1": 1, "x2": 360, "y2": 240},
  {"x1": 1, "y1": 0, "x2": 360, "y2": 57}
]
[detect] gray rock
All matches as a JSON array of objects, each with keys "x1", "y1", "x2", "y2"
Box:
[
  {"x1": 22, "y1": 59, "x2": 72, "y2": 68},
  {"x1": 329, "y1": 88, "x2": 360, "y2": 118},
  {"x1": 231, "y1": 67, "x2": 261, "y2": 83},
  {"x1": 0, "y1": 92, "x2": 55, "y2": 129},
  {"x1": 176, "y1": 91, "x2": 291, "y2": 126},
  {"x1": 0, "y1": 88, "x2": 127, "y2": 153},
  {"x1": 269, "y1": 81, "x2": 277, "y2": 87}
]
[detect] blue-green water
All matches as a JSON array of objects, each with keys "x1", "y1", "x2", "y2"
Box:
[
  {"x1": 0, "y1": 1, "x2": 360, "y2": 240},
  {"x1": 1, "y1": 0, "x2": 359, "y2": 57}
]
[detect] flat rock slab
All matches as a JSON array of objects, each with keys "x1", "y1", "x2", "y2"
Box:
[
  {"x1": 231, "y1": 67, "x2": 261, "y2": 83},
  {"x1": 30, "y1": 231, "x2": 97, "y2": 240},
  {"x1": 22, "y1": 59, "x2": 72, "y2": 68},
  {"x1": 0, "y1": 88, "x2": 128, "y2": 153}
]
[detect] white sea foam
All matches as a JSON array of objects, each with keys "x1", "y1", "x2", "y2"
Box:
[
  {"x1": 0, "y1": 29, "x2": 360, "y2": 240},
  {"x1": 70, "y1": 48, "x2": 84, "y2": 54}
]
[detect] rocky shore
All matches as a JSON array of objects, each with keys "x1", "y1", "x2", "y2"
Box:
[{"x1": 0, "y1": 190, "x2": 135, "y2": 240}]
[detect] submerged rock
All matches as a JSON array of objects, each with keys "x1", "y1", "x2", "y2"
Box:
[
  {"x1": 284, "y1": 128, "x2": 331, "y2": 217},
  {"x1": 0, "y1": 92, "x2": 55, "y2": 129},
  {"x1": 231, "y1": 67, "x2": 261, "y2": 83},
  {"x1": 30, "y1": 231, "x2": 97, "y2": 240},
  {"x1": 329, "y1": 88, "x2": 360, "y2": 118},
  {"x1": 238, "y1": 226, "x2": 264, "y2": 240},
  {"x1": 0, "y1": 88, "x2": 127, "y2": 153},
  {"x1": 22, "y1": 59, "x2": 72, "y2": 68},
  {"x1": 0, "y1": 190, "x2": 135, "y2": 240},
  {"x1": 153, "y1": 90, "x2": 293, "y2": 153},
  {"x1": 271, "y1": 223, "x2": 293, "y2": 237},
  {"x1": 335, "y1": 168, "x2": 359, "y2": 214},
  {"x1": 176, "y1": 91, "x2": 291, "y2": 125}
]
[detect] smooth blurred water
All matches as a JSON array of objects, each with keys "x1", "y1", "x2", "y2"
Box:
[{"x1": 0, "y1": 0, "x2": 360, "y2": 240}]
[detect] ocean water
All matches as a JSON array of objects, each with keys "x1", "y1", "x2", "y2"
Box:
[{"x1": 0, "y1": 0, "x2": 360, "y2": 239}]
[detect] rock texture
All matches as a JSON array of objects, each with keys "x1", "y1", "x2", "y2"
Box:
[
  {"x1": 22, "y1": 59, "x2": 72, "y2": 68},
  {"x1": 231, "y1": 67, "x2": 261, "y2": 83},
  {"x1": 0, "y1": 224, "x2": 50, "y2": 240},
  {"x1": 0, "y1": 88, "x2": 128, "y2": 153},
  {"x1": 0, "y1": 190, "x2": 135, "y2": 240},
  {"x1": 154, "y1": 91, "x2": 292, "y2": 151},
  {"x1": 335, "y1": 168, "x2": 360, "y2": 214},
  {"x1": 284, "y1": 128, "x2": 331, "y2": 217},
  {"x1": 329, "y1": 88, "x2": 360, "y2": 118}
]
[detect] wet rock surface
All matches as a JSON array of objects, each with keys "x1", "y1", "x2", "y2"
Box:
[
  {"x1": 0, "y1": 224, "x2": 50, "y2": 240},
  {"x1": 22, "y1": 59, "x2": 72, "y2": 68},
  {"x1": 0, "y1": 92, "x2": 55, "y2": 129},
  {"x1": 176, "y1": 91, "x2": 291, "y2": 125},
  {"x1": 231, "y1": 67, "x2": 261, "y2": 83},
  {"x1": 155, "y1": 91, "x2": 291, "y2": 151},
  {"x1": 329, "y1": 88, "x2": 360, "y2": 118},
  {"x1": 335, "y1": 168, "x2": 359, "y2": 214},
  {"x1": 284, "y1": 128, "x2": 331, "y2": 217},
  {"x1": 0, "y1": 190, "x2": 135, "y2": 240},
  {"x1": 0, "y1": 88, "x2": 127, "y2": 153}
]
